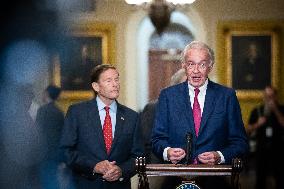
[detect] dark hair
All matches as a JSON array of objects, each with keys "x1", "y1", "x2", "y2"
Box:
[
  {"x1": 46, "y1": 85, "x2": 61, "y2": 100},
  {"x1": 90, "y1": 64, "x2": 117, "y2": 83}
]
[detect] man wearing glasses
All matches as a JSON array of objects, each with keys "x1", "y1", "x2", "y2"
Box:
[{"x1": 151, "y1": 41, "x2": 248, "y2": 189}]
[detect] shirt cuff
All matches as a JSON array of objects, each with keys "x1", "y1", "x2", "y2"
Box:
[
  {"x1": 163, "y1": 147, "x2": 171, "y2": 161},
  {"x1": 119, "y1": 177, "x2": 124, "y2": 182},
  {"x1": 217, "y1": 151, "x2": 225, "y2": 164}
]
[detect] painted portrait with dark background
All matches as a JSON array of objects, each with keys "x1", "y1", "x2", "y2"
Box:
[
  {"x1": 232, "y1": 35, "x2": 271, "y2": 90},
  {"x1": 60, "y1": 36, "x2": 102, "y2": 91}
]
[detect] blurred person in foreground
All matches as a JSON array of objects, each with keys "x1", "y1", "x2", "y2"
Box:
[
  {"x1": 0, "y1": 83, "x2": 45, "y2": 189},
  {"x1": 60, "y1": 64, "x2": 144, "y2": 189},
  {"x1": 151, "y1": 41, "x2": 249, "y2": 189},
  {"x1": 247, "y1": 86, "x2": 284, "y2": 189}
]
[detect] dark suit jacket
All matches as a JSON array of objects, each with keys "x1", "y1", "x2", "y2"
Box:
[
  {"x1": 36, "y1": 102, "x2": 64, "y2": 161},
  {"x1": 138, "y1": 99, "x2": 162, "y2": 163},
  {"x1": 60, "y1": 98, "x2": 144, "y2": 189},
  {"x1": 152, "y1": 80, "x2": 249, "y2": 164}
]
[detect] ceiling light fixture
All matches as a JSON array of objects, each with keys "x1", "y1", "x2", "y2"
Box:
[{"x1": 125, "y1": 0, "x2": 196, "y2": 34}]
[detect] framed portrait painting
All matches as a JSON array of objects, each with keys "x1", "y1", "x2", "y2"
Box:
[
  {"x1": 52, "y1": 22, "x2": 115, "y2": 99},
  {"x1": 231, "y1": 35, "x2": 271, "y2": 90},
  {"x1": 217, "y1": 21, "x2": 280, "y2": 99}
]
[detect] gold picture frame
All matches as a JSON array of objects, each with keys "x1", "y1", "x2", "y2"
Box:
[
  {"x1": 52, "y1": 22, "x2": 116, "y2": 100},
  {"x1": 217, "y1": 21, "x2": 280, "y2": 99}
]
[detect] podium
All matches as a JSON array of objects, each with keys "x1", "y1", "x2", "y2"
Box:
[{"x1": 136, "y1": 157, "x2": 243, "y2": 189}]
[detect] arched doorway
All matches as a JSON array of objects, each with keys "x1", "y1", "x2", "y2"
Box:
[
  {"x1": 148, "y1": 23, "x2": 193, "y2": 101},
  {"x1": 125, "y1": 10, "x2": 206, "y2": 111}
]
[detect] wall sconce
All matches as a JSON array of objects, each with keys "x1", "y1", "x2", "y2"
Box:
[{"x1": 125, "y1": 0, "x2": 196, "y2": 35}]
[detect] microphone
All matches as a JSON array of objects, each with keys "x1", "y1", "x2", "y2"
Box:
[{"x1": 185, "y1": 132, "x2": 193, "y2": 165}]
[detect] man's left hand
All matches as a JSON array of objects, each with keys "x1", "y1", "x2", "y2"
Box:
[
  {"x1": 197, "y1": 151, "x2": 221, "y2": 165},
  {"x1": 102, "y1": 161, "x2": 122, "y2": 182}
]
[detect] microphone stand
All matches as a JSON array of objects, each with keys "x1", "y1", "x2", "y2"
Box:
[{"x1": 185, "y1": 132, "x2": 192, "y2": 165}]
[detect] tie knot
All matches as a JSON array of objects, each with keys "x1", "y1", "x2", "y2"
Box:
[
  {"x1": 194, "y1": 88, "x2": 200, "y2": 96},
  {"x1": 104, "y1": 106, "x2": 110, "y2": 112}
]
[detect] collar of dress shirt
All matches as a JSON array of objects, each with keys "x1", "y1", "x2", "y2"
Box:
[
  {"x1": 96, "y1": 96, "x2": 117, "y2": 113},
  {"x1": 188, "y1": 79, "x2": 208, "y2": 96}
]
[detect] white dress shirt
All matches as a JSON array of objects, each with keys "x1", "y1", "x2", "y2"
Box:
[{"x1": 96, "y1": 96, "x2": 117, "y2": 138}]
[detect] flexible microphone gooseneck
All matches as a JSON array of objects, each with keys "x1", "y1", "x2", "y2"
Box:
[{"x1": 185, "y1": 132, "x2": 193, "y2": 165}]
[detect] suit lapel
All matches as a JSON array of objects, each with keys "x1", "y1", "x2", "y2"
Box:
[
  {"x1": 88, "y1": 99, "x2": 107, "y2": 155},
  {"x1": 180, "y1": 82, "x2": 196, "y2": 136},
  {"x1": 199, "y1": 81, "x2": 217, "y2": 135}
]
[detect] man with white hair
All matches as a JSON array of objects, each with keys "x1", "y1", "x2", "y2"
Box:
[{"x1": 152, "y1": 41, "x2": 249, "y2": 189}]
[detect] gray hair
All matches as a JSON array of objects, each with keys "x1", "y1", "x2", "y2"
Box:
[{"x1": 181, "y1": 40, "x2": 215, "y2": 66}]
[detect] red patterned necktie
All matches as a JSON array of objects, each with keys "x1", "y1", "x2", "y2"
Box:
[
  {"x1": 193, "y1": 88, "x2": 201, "y2": 136},
  {"x1": 103, "y1": 106, "x2": 112, "y2": 154}
]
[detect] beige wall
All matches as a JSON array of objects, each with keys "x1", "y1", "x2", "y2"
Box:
[{"x1": 57, "y1": 0, "x2": 284, "y2": 125}]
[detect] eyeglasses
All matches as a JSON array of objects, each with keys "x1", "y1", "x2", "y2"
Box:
[{"x1": 184, "y1": 61, "x2": 211, "y2": 70}]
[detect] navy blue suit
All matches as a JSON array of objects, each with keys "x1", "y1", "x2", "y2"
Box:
[
  {"x1": 60, "y1": 99, "x2": 144, "y2": 189},
  {"x1": 152, "y1": 80, "x2": 249, "y2": 164}
]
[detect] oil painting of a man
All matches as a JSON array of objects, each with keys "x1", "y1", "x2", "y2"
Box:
[
  {"x1": 60, "y1": 37, "x2": 102, "y2": 91},
  {"x1": 232, "y1": 36, "x2": 271, "y2": 90}
]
